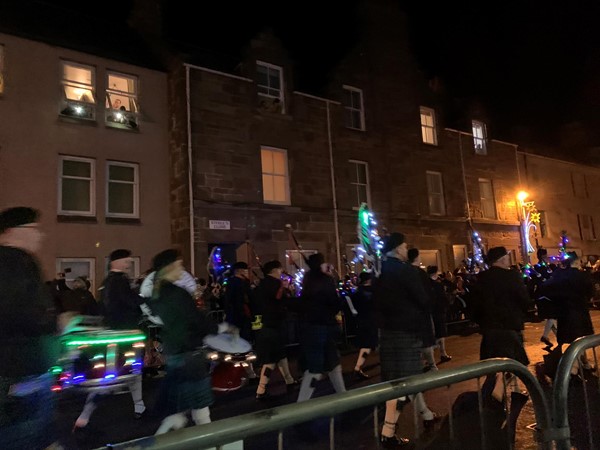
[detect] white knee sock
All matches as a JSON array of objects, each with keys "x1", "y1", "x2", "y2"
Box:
[
  {"x1": 297, "y1": 371, "x2": 321, "y2": 402},
  {"x1": 277, "y1": 358, "x2": 295, "y2": 384},
  {"x1": 155, "y1": 413, "x2": 188, "y2": 435},
  {"x1": 191, "y1": 407, "x2": 211, "y2": 425},
  {"x1": 437, "y1": 338, "x2": 448, "y2": 357},
  {"x1": 75, "y1": 393, "x2": 98, "y2": 428},
  {"x1": 411, "y1": 393, "x2": 433, "y2": 420},
  {"x1": 328, "y1": 364, "x2": 346, "y2": 394},
  {"x1": 422, "y1": 346, "x2": 436, "y2": 366},
  {"x1": 129, "y1": 375, "x2": 146, "y2": 414}
]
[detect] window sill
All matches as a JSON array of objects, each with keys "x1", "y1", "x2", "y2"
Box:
[
  {"x1": 58, "y1": 115, "x2": 97, "y2": 126},
  {"x1": 106, "y1": 217, "x2": 141, "y2": 225},
  {"x1": 57, "y1": 215, "x2": 97, "y2": 223},
  {"x1": 345, "y1": 126, "x2": 366, "y2": 132},
  {"x1": 105, "y1": 121, "x2": 140, "y2": 132}
]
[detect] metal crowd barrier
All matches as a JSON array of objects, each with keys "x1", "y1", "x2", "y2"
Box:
[
  {"x1": 98, "y1": 358, "x2": 553, "y2": 450},
  {"x1": 552, "y1": 334, "x2": 600, "y2": 450}
]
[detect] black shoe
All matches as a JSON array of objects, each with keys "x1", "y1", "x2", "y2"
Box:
[
  {"x1": 354, "y1": 369, "x2": 370, "y2": 380},
  {"x1": 380, "y1": 435, "x2": 410, "y2": 449},
  {"x1": 440, "y1": 355, "x2": 452, "y2": 363},
  {"x1": 423, "y1": 364, "x2": 438, "y2": 373},
  {"x1": 134, "y1": 410, "x2": 147, "y2": 419},
  {"x1": 256, "y1": 391, "x2": 271, "y2": 401},
  {"x1": 540, "y1": 337, "x2": 553, "y2": 347},
  {"x1": 286, "y1": 379, "x2": 300, "y2": 394},
  {"x1": 423, "y1": 412, "x2": 441, "y2": 430}
]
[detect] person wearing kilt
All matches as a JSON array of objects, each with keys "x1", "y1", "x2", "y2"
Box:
[
  {"x1": 149, "y1": 249, "x2": 218, "y2": 434},
  {"x1": 374, "y1": 233, "x2": 436, "y2": 449},
  {"x1": 470, "y1": 246, "x2": 530, "y2": 404},
  {"x1": 351, "y1": 271, "x2": 378, "y2": 380},
  {"x1": 296, "y1": 253, "x2": 346, "y2": 402},
  {"x1": 253, "y1": 260, "x2": 298, "y2": 399}
]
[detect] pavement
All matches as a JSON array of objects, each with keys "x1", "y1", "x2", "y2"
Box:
[{"x1": 53, "y1": 310, "x2": 600, "y2": 450}]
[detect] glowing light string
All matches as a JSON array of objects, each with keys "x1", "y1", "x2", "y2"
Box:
[{"x1": 354, "y1": 203, "x2": 384, "y2": 276}]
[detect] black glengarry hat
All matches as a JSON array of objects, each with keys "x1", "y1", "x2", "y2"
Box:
[
  {"x1": 382, "y1": 232, "x2": 405, "y2": 254},
  {"x1": 109, "y1": 248, "x2": 132, "y2": 262},
  {"x1": 0, "y1": 207, "x2": 39, "y2": 234}
]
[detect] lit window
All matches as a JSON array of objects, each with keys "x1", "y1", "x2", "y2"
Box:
[
  {"x1": 420, "y1": 106, "x2": 437, "y2": 145},
  {"x1": 343, "y1": 86, "x2": 365, "y2": 130},
  {"x1": 349, "y1": 160, "x2": 370, "y2": 209},
  {"x1": 578, "y1": 214, "x2": 596, "y2": 241},
  {"x1": 472, "y1": 120, "x2": 487, "y2": 154},
  {"x1": 106, "y1": 161, "x2": 139, "y2": 218},
  {"x1": 106, "y1": 72, "x2": 139, "y2": 129},
  {"x1": 0, "y1": 44, "x2": 5, "y2": 95},
  {"x1": 56, "y1": 258, "x2": 95, "y2": 291},
  {"x1": 261, "y1": 147, "x2": 290, "y2": 205},
  {"x1": 60, "y1": 61, "x2": 96, "y2": 120},
  {"x1": 426, "y1": 171, "x2": 445, "y2": 215},
  {"x1": 256, "y1": 61, "x2": 284, "y2": 113},
  {"x1": 478, "y1": 178, "x2": 496, "y2": 219},
  {"x1": 59, "y1": 156, "x2": 95, "y2": 216}
]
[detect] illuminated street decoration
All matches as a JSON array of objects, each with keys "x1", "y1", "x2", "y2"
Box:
[
  {"x1": 354, "y1": 203, "x2": 384, "y2": 275},
  {"x1": 517, "y1": 192, "x2": 540, "y2": 257},
  {"x1": 64, "y1": 334, "x2": 145, "y2": 346}
]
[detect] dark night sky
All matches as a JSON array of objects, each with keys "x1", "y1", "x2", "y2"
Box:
[{"x1": 7, "y1": 0, "x2": 600, "y2": 150}]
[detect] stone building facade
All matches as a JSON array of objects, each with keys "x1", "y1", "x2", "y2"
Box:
[{"x1": 170, "y1": 0, "x2": 530, "y2": 278}]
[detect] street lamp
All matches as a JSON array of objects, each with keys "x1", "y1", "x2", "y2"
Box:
[{"x1": 517, "y1": 191, "x2": 529, "y2": 203}]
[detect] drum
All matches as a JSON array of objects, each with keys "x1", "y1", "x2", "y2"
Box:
[
  {"x1": 54, "y1": 316, "x2": 145, "y2": 392},
  {"x1": 203, "y1": 333, "x2": 256, "y2": 393}
]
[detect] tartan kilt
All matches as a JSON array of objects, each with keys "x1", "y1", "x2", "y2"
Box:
[
  {"x1": 480, "y1": 329, "x2": 529, "y2": 366},
  {"x1": 299, "y1": 323, "x2": 341, "y2": 373},
  {"x1": 255, "y1": 326, "x2": 287, "y2": 365},
  {"x1": 162, "y1": 355, "x2": 214, "y2": 415},
  {"x1": 379, "y1": 329, "x2": 424, "y2": 381}
]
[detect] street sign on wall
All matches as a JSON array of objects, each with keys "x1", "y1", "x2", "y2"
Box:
[{"x1": 209, "y1": 220, "x2": 231, "y2": 230}]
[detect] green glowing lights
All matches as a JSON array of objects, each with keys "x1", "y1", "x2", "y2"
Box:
[{"x1": 64, "y1": 335, "x2": 146, "y2": 346}]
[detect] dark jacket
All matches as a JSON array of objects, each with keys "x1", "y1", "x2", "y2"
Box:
[
  {"x1": 224, "y1": 276, "x2": 253, "y2": 329},
  {"x1": 351, "y1": 285, "x2": 375, "y2": 325},
  {"x1": 253, "y1": 275, "x2": 290, "y2": 329},
  {"x1": 100, "y1": 271, "x2": 143, "y2": 329},
  {"x1": 471, "y1": 266, "x2": 530, "y2": 332},
  {"x1": 150, "y1": 283, "x2": 218, "y2": 356},
  {"x1": 0, "y1": 246, "x2": 57, "y2": 378},
  {"x1": 57, "y1": 288, "x2": 100, "y2": 315},
  {"x1": 544, "y1": 267, "x2": 594, "y2": 344},
  {"x1": 374, "y1": 257, "x2": 432, "y2": 334},
  {"x1": 300, "y1": 270, "x2": 342, "y2": 326},
  {"x1": 430, "y1": 278, "x2": 450, "y2": 323}
]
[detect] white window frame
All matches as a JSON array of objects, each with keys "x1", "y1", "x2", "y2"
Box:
[
  {"x1": 478, "y1": 178, "x2": 496, "y2": 219},
  {"x1": 261, "y1": 146, "x2": 291, "y2": 205},
  {"x1": 60, "y1": 60, "x2": 96, "y2": 120},
  {"x1": 472, "y1": 120, "x2": 487, "y2": 155},
  {"x1": 426, "y1": 171, "x2": 446, "y2": 216},
  {"x1": 452, "y1": 244, "x2": 468, "y2": 269},
  {"x1": 105, "y1": 71, "x2": 140, "y2": 128},
  {"x1": 342, "y1": 85, "x2": 365, "y2": 131},
  {"x1": 285, "y1": 250, "x2": 317, "y2": 274},
  {"x1": 420, "y1": 106, "x2": 438, "y2": 145},
  {"x1": 256, "y1": 61, "x2": 285, "y2": 113},
  {"x1": 349, "y1": 160, "x2": 371, "y2": 210},
  {"x1": 56, "y1": 257, "x2": 96, "y2": 292},
  {"x1": 0, "y1": 44, "x2": 5, "y2": 95},
  {"x1": 58, "y1": 155, "x2": 95, "y2": 216},
  {"x1": 106, "y1": 161, "x2": 140, "y2": 218}
]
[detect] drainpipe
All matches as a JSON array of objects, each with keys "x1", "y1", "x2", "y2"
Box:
[
  {"x1": 185, "y1": 65, "x2": 196, "y2": 275},
  {"x1": 326, "y1": 101, "x2": 342, "y2": 274}
]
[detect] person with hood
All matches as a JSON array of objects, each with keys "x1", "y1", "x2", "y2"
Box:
[
  {"x1": 296, "y1": 253, "x2": 346, "y2": 402},
  {"x1": 0, "y1": 207, "x2": 59, "y2": 449},
  {"x1": 374, "y1": 233, "x2": 436, "y2": 449},
  {"x1": 56, "y1": 276, "x2": 100, "y2": 316},
  {"x1": 148, "y1": 249, "x2": 219, "y2": 434}
]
